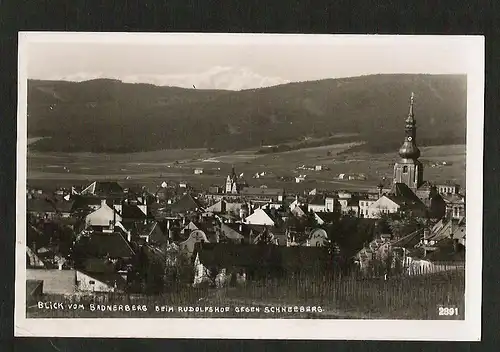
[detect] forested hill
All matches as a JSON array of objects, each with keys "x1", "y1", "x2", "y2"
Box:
[{"x1": 27, "y1": 74, "x2": 467, "y2": 153}]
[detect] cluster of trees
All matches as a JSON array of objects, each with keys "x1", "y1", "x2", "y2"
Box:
[{"x1": 27, "y1": 214, "x2": 75, "y2": 260}]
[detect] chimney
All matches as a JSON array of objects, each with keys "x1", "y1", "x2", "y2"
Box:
[
  {"x1": 423, "y1": 228, "x2": 430, "y2": 244},
  {"x1": 378, "y1": 184, "x2": 383, "y2": 198}
]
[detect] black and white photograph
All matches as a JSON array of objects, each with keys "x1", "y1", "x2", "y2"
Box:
[{"x1": 15, "y1": 32, "x2": 484, "y2": 340}]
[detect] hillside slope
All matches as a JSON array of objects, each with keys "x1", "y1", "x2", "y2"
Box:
[{"x1": 27, "y1": 74, "x2": 467, "y2": 153}]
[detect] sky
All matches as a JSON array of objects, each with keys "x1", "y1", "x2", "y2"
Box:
[{"x1": 25, "y1": 33, "x2": 476, "y2": 90}]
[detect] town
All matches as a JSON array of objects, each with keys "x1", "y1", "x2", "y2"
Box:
[{"x1": 25, "y1": 94, "x2": 466, "y2": 319}]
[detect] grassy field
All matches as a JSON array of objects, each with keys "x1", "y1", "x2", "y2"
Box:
[
  {"x1": 27, "y1": 143, "x2": 466, "y2": 193},
  {"x1": 27, "y1": 269, "x2": 465, "y2": 320}
]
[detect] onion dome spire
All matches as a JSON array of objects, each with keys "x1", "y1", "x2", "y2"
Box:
[{"x1": 398, "y1": 92, "x2": 421, "y2": 160}]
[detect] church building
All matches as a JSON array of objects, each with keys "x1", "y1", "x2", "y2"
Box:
[
  {"x1": 389, "y1": 93, "x2": 446, "y2": 220},
  {"x1": 225, "y1": 166, "x2": 242, "y2": 194},
  {"x1": 393, "y1": 92, "x2": 424, "y2": 191}
]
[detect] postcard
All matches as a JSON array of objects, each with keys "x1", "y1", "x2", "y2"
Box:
[{"x1": 15, "y1": 32, "x2": 484, "y2": 340}]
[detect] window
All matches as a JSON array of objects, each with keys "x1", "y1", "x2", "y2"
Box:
[
  {"x1": 89, "y1": 280, "x2": 95, "y2": 285},
  {"x1": 403, "y1": 166, "x2": 408, "y2": 173}
]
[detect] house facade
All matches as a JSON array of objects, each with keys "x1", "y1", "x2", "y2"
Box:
[
  {"x1": 367, "y1": 196, "x2": 401, "y2": 218},
  {"x1": 76, "y1": 270, "x2": 124, "y2": 293},
  {"x1": 244, "y1": 208, "x2": 276, "y2": 226},
  {"x1": 85, "y1": 200, "x2": 122, "y2": 229},
  {"x1": 359, "y1": 198, "x2": 376, "y2": 218}
]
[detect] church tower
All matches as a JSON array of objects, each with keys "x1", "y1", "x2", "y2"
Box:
[
  {"x1": 225, "y1": 166, "x2": 239, "y2": 194},
  {"x1": 393, "y1": 93, "x2": 424, "y2": 191}
]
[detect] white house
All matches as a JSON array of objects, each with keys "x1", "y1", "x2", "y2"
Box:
[
  {"x1": 358, "y1": 198, "x2": 376, "y2": 218},
  {"x1": 436, "y1": 183, "x2": 460, "y2": 195},
  {"x1": 245, "y1": 208, "x2": 276, "y2": 226},
  {"x1": 85, "y1": 200, "x2": 122, "y2": 229},
  {"x1": 76, "y1": 270, "x2": 125, "y2": 293},
  {"x1": 308, "y1": 201, "x2": 326, "y2": 213},
  {"x1": 325, "y1": 197, "x2": 336, "y2": 212},
  {"x1": 295, "y1": 175, "x2": 306, "y2": 183},
  {"x1": 367, "y1": 196, "x2": 401, "y2": 219}
]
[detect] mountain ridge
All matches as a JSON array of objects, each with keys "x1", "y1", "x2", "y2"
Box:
[{"x1": 27, "y1": 73, "x2": 467, "y2": 153}]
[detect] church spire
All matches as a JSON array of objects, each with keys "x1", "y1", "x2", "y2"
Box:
[
  {"x1": 398, "y1": 92, "x2": 420, "y2": 160},
  {"x1": 407, "y1": 92, "x2": 415, "y2": 121}
]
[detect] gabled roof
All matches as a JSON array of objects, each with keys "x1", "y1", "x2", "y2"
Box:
[
  {"x1": 205, "y1": 199, "x2": 226, "y2": 213},
  {"x1": 314, "y1": 212, "x2": 339, "y2": 224},
  {"x1": 309, "y1": 195, "x2": 325, "y2": 206},
  {"x1": 390, "y1": 183, "x2": 424, "y2": 203},
  {"x1": 81, "y1": 181, "x2": 124, "y2": 196},
  {"x1": 416, "y1": 181, "x2": 433, "y2": 191},
  {"x1": 27, "y1": 198, "x2": 56, "y2": 213},
  {"x1": 120, "y1": 204, "x2": 149, "y2": 219},
  {"x1": 386, "y1": 183, "x2": 426, "y2": 211},
  {"x1": 170, "y1": 194, "x2": 203, "y2": 213},
  {"x1": 291, "y1": 205, "x2": 308, "y2": 218},
  {"x1": 78, "y1": 270, "x2": 128, "y2": 291},
  {"x1": 220, "y1": 223, "x2": 246, "y2": 241},
  {"x1": 124, "y1": 220, "x2": 163, "y2": 239},
  {"x1": 441, "y1": 193, "x2": 465, "y2": 204},
  {"x1": 390, "y1": 228, "x2": 423, "y2": 249},
  {"x1": 145, "y1": 222, "x2": 167, "y2": 244},
  {"x1": 246, "y1": 208, "x2": 281, "y2": 224},
  {"x1": 83, "y1": 232, "x2": 135, "y2": 258}
]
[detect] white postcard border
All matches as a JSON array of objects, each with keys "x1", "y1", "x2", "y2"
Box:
[{"x1": 15, "y1": 32, "x2": 484, "y2": 341}]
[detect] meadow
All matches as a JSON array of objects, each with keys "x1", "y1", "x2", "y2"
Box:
[{"x1": 27, "y1": 143, "x2": 466, "y2": 193}]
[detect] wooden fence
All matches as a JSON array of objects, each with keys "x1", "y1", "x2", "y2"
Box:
[{"x1": 30, "y1": 266, "x2": 464, "y2": 320}]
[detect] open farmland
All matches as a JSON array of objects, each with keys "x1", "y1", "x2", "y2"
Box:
[{"x1": 27, "y1": 143, "x2": 466, "y2": 192}]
